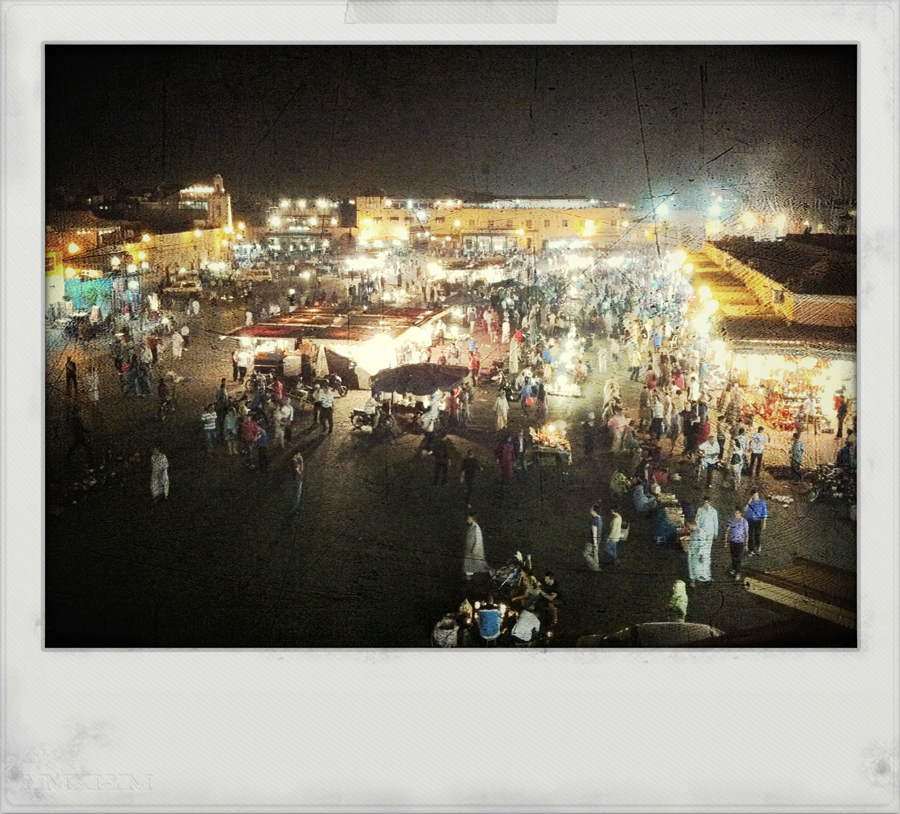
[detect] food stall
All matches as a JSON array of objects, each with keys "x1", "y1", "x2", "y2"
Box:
[
  {"x1": 225, "y1": 305, "x2": 451, "y2": 388},
  {"x1": 530, "y1": 423, "x2": 572, "y2": 467},
  {"x1": 370, "y1": 363, "x2": 471, "y2": 429}
]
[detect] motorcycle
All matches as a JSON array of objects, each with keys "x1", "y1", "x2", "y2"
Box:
[
  {"x1": 350, "y1": 405, "x2": 393, "y2": 433},
  {"x1": 245, "y1": 370, "x2": 273, "y2": 396},
  {"x1": 488, "y1": 367, "x2": 520, "y2": 401},
  {"x1": 291, "y1": 381, "x2": 316, "y2": 403},
  {"x1": 318, "y1": 373, "x2": 348, "y2": 398},
  {"x1": 808, "y1": 462, "x2": 856, "y2": 507}
]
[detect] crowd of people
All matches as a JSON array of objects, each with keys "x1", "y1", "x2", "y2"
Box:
[{"x1": 52, "y1": 244, "x2": 855, "y2": 644}]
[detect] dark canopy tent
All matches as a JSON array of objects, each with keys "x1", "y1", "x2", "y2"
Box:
[{"x1": 370, "y1": 364, "x2": 470, "y2": 396}]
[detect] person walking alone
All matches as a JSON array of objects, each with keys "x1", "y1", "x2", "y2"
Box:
[
  {"x1": 171, "y1": 329, "x2": 185, "y2": 361},
  {"x1": 835, "y1": 395, "x2": 849, "y2": 439},
  {"x1": 319, "y1": 384, "x2": 334, "y2": 434},
  {"x1": 605, "y1": 506, "x2": 624, "y2": 566},
  {"x1": 289, "y1": 452, "x2": 305, "y2": 515},
  {"x1": 432, "y1": 435, "x2": 451, "y2": 485},
  {"x1": 150, "y1": 446, "x2": 169, "y2": 503},
  {"x1": 215, "y1": 378, "x2": 230, "y2": 441},
  {"x1": 460, "y1": 449, "x2": 481, "y2": 504},
  {"x1": 494, "y1": 389, "x2": 509, "y2": 432},
  {"x1": 85, "y1": 363, "x2": 100, "y2": 404},
  {"x1": 790, "y1": 432, "x2": 805, "y2": 480},
  {"x1": 725, "y1": 505, "x2": 749, "y2": 581},
  {"x1": 584, "y1": 503, "x2": 603, "y2": 572},
  {"x1": 201, "y1": 404, "x2": 217, "y2": 456},
  {"x1": 65, "y1": 356, "x2": 78, "y2": 395},
  {"x1": 690, "y1": 494, "x2": 719, "y2": 587},
  {"x1": 698, "y1": 435, "x2": 720, "y2": 489},
  {"x1": 748, "y1": 426, "x2": 770, "y2": 478},
  {"x1": 744, "y1": 490, "x2": 768, "y2": 556},
  {"x1": 463, "y1": 511, "x2": 489, "y2": 583}
]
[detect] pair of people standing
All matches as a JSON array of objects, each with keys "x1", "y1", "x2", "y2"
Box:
[{"x1": 584, "y1": 504, "x2": 624, "y2": 571}]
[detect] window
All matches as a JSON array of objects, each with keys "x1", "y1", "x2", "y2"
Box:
[
  {"x1": 488, "y1": 220, "x2": 494, "y2": 228},
  {"x1": 435, "y1": 217, "x2": 445, "y2": 224},
  {"x1": 526, "y1": 220, "x2": 532, "y2": 229},
  {"x1": 506, "y1": 219, "x2": 513, "y2": 228},
  {"x1": 469, "y1": 220, "x2": 475, "y2": 227},
  {"x1": 405, "y1": 217, "x2": 414, "y2": 224},
  {"x1": 390, "y1": 217, "x2": 399, "y2": 223},
  {"x1": 562, "y1": 220, "x2": 568, "y2": 227},
  {"x1": 374, "y1": 217, "x2": 382, "y2": 223},
  {"x1": 544, "y1": 219, "x2": 550, "y2": 228}
]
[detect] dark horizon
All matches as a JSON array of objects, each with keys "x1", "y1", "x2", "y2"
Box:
[{"x1": 45, "y1": 44, "x2": 856, "y2": 209}]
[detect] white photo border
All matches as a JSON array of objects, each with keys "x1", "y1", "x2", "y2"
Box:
[{"x1": 3, "y1": 1, "x2": 897, "y2": 811}]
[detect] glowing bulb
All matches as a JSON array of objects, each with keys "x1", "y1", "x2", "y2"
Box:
[{"x1": 68, "y1": 242, "x2": 80, "y2": 254}]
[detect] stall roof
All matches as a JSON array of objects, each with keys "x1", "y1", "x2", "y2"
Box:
[
  {"x1": 719, "y1": 314, "x2": 856, "y2": 360},
  {"x1": 226, "y1": 305, "x2": 445, "y2": 344},
  {"x1": 709, "y1": 238, "x2": 856, "y2": 297},
  {"x1": 371, "y1": 363, "x2": 471, "y2": 396}
]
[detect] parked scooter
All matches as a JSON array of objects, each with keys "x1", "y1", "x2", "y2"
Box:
[
  {"x1": 321, "y1": 373, "x2": 348, "y2": 397},
  {"x1": 808, "y1": 462, "x2": 856, "y2": 506},
  {"x1": 350, "y1": 405, "x2": 393, "y2": 433},
  {"x1": 291, "y1": 381, "x2": 316, "y2": 403}
]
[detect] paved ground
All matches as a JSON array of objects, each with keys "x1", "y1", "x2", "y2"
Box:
[{"x1": 44, "y1": 268, "x2": 857, "y2": 647}]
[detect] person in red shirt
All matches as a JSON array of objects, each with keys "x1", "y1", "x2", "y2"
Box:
[
  {"x1": 147, "y1": 332, "x2": 159, "y2": 364},
  {"x1": 694, "y1": 416, "x2": 711, "y2": 449},
  {"x1": 241, "y1": 415, "x2": 260, "y2": 457},
  {"x1": 469, "y1": 350, "x2": 481, "y2": 386},
  {"x1": 271, "y1": 377, "x2": 284, "y2": 404}
]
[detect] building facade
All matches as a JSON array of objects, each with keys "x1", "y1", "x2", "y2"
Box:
[{"x1": 353, "y1": 195, "x2": 641, "y2": 252}]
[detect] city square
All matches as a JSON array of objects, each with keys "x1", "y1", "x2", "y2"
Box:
[{"x1": 42, "y1": 45, "x2": 858, "y2": 649}]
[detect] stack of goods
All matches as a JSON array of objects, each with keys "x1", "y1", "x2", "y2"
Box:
[{"x1": 532, "y1": 424, "x2": 571, "y2": 452}]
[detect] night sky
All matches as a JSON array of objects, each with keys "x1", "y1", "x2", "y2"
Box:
[{"x1": 45, "y1": 44, "x2": 856, "y2": 208}]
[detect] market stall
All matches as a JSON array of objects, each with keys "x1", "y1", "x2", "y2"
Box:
[
  {"x1": 716, "y1": 315, "x2": 856, "y2": 432},
  {"x1": 530, "y1": 423, "x2": 572, "y2": 468}
]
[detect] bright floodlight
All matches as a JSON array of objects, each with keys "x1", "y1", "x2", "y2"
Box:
[{"x1": 656, "y1": 203, "x2": 669, "y2": 217}]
